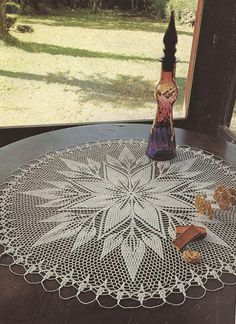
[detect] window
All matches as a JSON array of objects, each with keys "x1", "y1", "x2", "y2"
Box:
[
  {"x1": 0, "y1": 0, "x2": 199, "y2": 126},
  {"x1": 0, "y1": 0, "x2": 235, "y2": 143},
  {"x1": 230, "y1": 104, "x2": 236, "y2": 132}
]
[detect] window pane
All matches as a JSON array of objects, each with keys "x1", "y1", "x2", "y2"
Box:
[
  {"x1": 230, "y1": 101, "x2": 236, "y2": 132},
  {"x1": 0, "y1": 1, "x2": 199, "y2": 126}
]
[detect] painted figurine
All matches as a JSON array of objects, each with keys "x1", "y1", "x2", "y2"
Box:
[{"x1": 146, "y1": 11, "x2": 178, "y2": 160}]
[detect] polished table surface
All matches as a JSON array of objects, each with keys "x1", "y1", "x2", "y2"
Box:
[{"x1": 0, "y1": 124, "x2": 235, "y2": 324}]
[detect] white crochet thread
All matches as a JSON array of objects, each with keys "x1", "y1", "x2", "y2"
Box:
[{"x1": 0, "y1": 140, "x2": 235, "y2": 308}]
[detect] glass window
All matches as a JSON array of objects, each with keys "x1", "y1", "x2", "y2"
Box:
[
  {"x1": 230, "y1": 101, "x2": 236, "y2": 132},
  {"x1": 0, "y1": 0, "x2": 200, "y2": 126}
]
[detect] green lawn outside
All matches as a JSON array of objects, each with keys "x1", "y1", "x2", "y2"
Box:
[{"x1": 0, "y1": 10, "x2": 193, "y2": 126}]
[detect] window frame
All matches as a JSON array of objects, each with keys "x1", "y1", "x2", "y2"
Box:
[{"x1": 176, "y1": 0, "x2": 236, "y2": 138}]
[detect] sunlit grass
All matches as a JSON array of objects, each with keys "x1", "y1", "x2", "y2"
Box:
[{"x1": 0, "y1": 10, "x2": 193, "y2": 126}]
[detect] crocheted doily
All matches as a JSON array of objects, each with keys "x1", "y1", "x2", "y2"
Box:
[{"x1": 0, "y1": 140, "x2": 235, "y2": 308}]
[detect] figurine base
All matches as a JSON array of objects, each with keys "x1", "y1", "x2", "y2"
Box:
[
  {"x1": 146, "y1": 126, "x2": 176, "y2": 161},
  {"x1": 146, "y1": 150, "x2": 176, "y2": 161}
]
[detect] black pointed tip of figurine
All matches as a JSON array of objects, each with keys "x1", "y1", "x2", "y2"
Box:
[
  {"x1": 170, "y1": 10, "x2": 175, "y2": 25},
  {"x1": 169, "y1": 11, "x2": 177, "y2": 39},
  {"x1": 164, "y1": 11, "x2": 178, "y2": 46},
  {"x1": 160, "y1": 10, "x2": 178, "y2": 71}
]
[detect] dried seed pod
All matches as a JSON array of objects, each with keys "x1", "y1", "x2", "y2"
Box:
[
  {"x1": 182, "y1": 250, "x2": 201, "y2": 264},
  {"x1": 212, "y1": 185, "x2": 235, "y2": 210},
  {"x1": 228, "y1": 188, "x2": 236, "y2": 205},
  {"x1": 194, "y1": 194, "x2": 213, "y2": 219}
]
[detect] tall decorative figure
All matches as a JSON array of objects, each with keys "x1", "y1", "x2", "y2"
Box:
[{"x1": 146, "y1": 11, "x2": 178, "y2": 160}]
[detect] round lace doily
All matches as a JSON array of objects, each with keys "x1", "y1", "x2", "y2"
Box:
[{"x1": 0, "y1": 139, "x2": 235, "y2": 308}]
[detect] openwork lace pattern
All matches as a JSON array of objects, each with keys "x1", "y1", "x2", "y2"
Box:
[{"x1": 0, "y1": 140, "x2": 235, "y2": 308}]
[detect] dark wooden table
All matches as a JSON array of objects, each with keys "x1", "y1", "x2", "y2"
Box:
[{"x1": 0, "y1": 124, "x2": 235, "y2": 324}]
